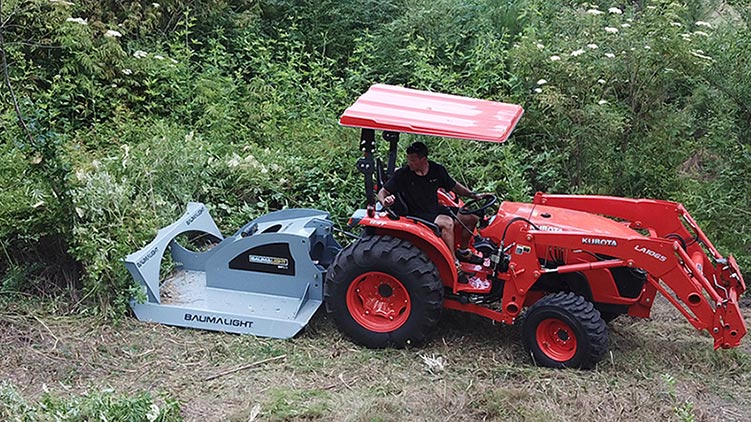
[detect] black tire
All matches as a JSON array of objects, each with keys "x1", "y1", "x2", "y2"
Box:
[
  {"x1": 324, "y1": 234, "x2": 444, "y2": 348},
  {"x1": 521, "y1": 292, "x2": 608, "y2": 369}
]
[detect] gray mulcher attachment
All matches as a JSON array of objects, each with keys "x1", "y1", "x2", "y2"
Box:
[{"x1": 124, "y1": 202, "x2": 341, "y2": 339}]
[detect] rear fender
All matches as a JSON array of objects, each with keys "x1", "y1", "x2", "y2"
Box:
[{"x1": 356, "y1": 214, "x2": 457, "y2": 286}]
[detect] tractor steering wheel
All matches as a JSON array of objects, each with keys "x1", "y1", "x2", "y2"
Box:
[{"x1": 459, "y1": 194, "x2": 498, "y2": 216}]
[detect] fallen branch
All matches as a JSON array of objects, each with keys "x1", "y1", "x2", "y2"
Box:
[{"x1": 204, "y1": 354, "x2": 286, "y2": 381}]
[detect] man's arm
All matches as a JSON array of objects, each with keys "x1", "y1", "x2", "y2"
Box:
[
  {"x1": 451, "y1": 181, "x2": 481, "y2": 200},
  {"x1": 377, "y1": 187, "x2": 396, "y2": 207}
]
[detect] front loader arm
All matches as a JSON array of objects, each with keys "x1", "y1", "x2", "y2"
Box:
[
  {"x1": 528, "y1": 193, "x2": 747, "y2": 349},
  {"x1": 521, "y1": 230, "x2": 747, "y2": 349}
]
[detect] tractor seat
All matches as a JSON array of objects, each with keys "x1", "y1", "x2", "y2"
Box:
[{"x1": 390, "y1": 193, "x2": 442, "y2": 237}]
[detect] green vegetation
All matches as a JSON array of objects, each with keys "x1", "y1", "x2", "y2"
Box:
[
  {"x1": 1, "y1": 0, "x2": 749, "y2": 313},
  {"x1": 0, "y1": 381, "x2": 180, "y2": 422}
]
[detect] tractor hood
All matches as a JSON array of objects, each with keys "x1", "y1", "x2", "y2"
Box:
[
  {"x1": 497, "y1": 202, "x2": 642, "y2": 239},
  {"x1": 339, "y1": 84, "x2": 524, "y2": 143}
]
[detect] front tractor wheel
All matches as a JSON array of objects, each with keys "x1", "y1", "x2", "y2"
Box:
[
  {"x1": 324, "y1": 235, "x2": 444, "y2": 348},
  {"x1": 522, "y1": 292, "x2": 608, "y2": 369}
]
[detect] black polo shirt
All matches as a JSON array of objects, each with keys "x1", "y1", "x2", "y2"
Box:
[{"x1": 384, "y1": 161, "x2": 456, "y2": 220}]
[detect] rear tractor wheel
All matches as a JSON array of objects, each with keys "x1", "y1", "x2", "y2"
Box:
[
  {"x1": 324, "y1": 235, "x2": 444, "y2": 348},
  {"x1": 521, "y1": 292, "x2": 608, "y2": 369}
]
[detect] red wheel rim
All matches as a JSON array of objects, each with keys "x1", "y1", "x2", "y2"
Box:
[
  {"x1": 346, "y1": 271, "x2": 411, "y2": 332},
  {"x1": 536, "y1": 318, "x2": 577, "y2": 362}
]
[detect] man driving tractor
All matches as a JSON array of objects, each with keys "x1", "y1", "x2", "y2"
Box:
[{"x1": 376, "y1": 141, "x2": 486, "y2": 267}]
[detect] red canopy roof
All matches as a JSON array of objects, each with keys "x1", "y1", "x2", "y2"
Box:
[{"x1": 339, "y1": 84, "x2": 524, "y2": 143}]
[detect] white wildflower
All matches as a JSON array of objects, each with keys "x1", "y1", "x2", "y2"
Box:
[
  {"x1": 604, "y1": 27, "x2": 619, "y2": 33},
  {"x1": 65, "y1": 17, "x2": 88, "y2": 25},
  {"x1": 534, "y1": 88, "x2": 543, "y2": 93},
  {"x1": 121, "y1": 144, "x2": 130, "y2": 157},
  {"x1": 227, "y1": 156, "x2": 241, "y2": 167},
  {"x1": 670, "y1": 22, "x2": 683, "y2": 27},
  {"x1": 695, "y1": 21, "x2": 712, "y2": 28},
  {"x1": 681, "y1": 33, "x2": 692, "y2": 39},
  {"x1": 587, "y1": 43, "x2": 599, "y2": 49},
  {"x1": 550, "y1": 55, "x2": 561, "y2": 61},
  {"x1": 690, "y1": 50, "x2": 714, "y2": 61},
  {"x1": 152, "y1": 2, "x2": 160, "y2": 8},
  {"x1": 621, "y1": 23, "x2": 631, "y2": 28},
  {"x1": 134, "y1": 50, "x2": 148, "y2": 58},
  {"x1": 608, "y1": 7, "x2": 622, "y2": 14},
  {"x1": 571, "y1": 49, "x2": 585, "y2": 56},
  {"x1": 598, "y1": 79, "x2": 606, "y2": 84},
  {"x1": 170, "y1": 58, "x2": 178, "y2": 64},
  {"x1": 598, "y1": 99, "x2": 609, "y2": 105},
  {"x1": 644, "y1": 45, "x2": 651, "y2": 50},
  {"x1": 604, "y1": 53, "x2": 615, "y2": 58},
  {"x1": 693, "y1": 31, "x2": 709, "y2": 36},
  {"x1": 536, "y1": 43, "x2": 545, "y2": 49},
  {"x1": 536, "y1": 79, "x2": 547, "y2": 85},
  {"x1": 647, "y1": 5, "x2": 656, "y2": 9},
  {"x1": 122, "y1": 68, "x2": 132, "y2": 75},
  {"x1": 104, "y1": 30, "x2": 122, "y2": 38},
  {"x1": 154, "y1": 55, "x2": 165, "y2": 60},
  {"x1": 587, "y1": 9, "x2": 604, "y2": 15}
]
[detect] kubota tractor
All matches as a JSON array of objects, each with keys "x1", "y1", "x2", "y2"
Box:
[{"x1": 324, "y1": 84, "x2": 748, "y2": 368}]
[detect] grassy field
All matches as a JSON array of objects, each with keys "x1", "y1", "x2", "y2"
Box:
[{"x1": 1, "y1": 295, "x2": 750, "y2": 421}]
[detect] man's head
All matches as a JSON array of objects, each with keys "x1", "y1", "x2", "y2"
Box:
[
  {"x1": 406, "y1": 142, "x2": 429, "y2": 172},
  {"x1": 406, "y1": 141, "x2": 428, "y2": 158}
]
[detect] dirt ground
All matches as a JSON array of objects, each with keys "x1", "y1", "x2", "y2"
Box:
[{"x1": 1, "y1": 296, "x2": 750, "y2": 421}]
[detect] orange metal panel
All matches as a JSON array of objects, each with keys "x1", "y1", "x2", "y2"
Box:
[{"x1": 339, "y1": 84, "x2": 524, "y2": 143}]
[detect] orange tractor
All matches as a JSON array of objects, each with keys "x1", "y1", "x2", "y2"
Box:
[{"x1": 324, "y1": 84, "x2": 747, "y2": 368}]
